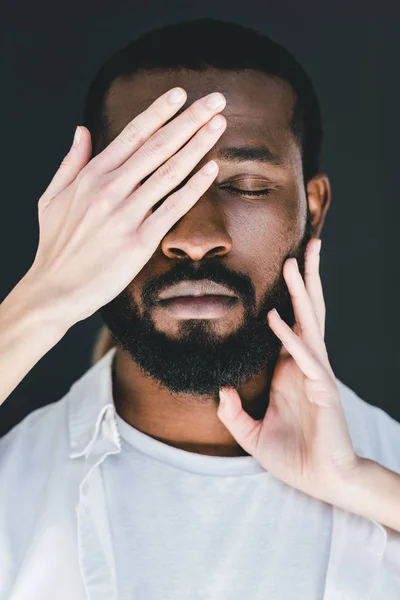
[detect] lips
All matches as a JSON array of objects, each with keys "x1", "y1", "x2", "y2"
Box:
[
  {"x1": 157, "y1": 294, "x2": 239, "y2": 318},
  {"x1": 158, "y1": 295, "x2": 235, "y2": 304},
  {"x1": 158, "y1": 281, "x2": 237, "y2": 301}
]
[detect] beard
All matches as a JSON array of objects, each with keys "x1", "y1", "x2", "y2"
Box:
[{"x1": 98, "y1": 211, "x2": 313, "y2": 401}]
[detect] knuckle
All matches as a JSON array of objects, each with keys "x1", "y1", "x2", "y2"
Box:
[
  {"x1": 298, "y1": 322, "x2": 308, "y2": 334},
  {"x1": 119, "y1": 120, "x2": 142, "y2": 145},
  {"x1": 93, "y1": 173, "x2": 119, "y2": 201},
  {"x1": 95, "y1": 194, "x2": 116, "y2": 219},
  {"x1": 112, "y1": 210, "x2": 131, "y2": 237},
  {"x1": 146, "y1": 129, "x2": 168, "y2": 155},
  {"x1": 187, "y1": 176, "x2": 200, "y2": 194},
  {"x1": 157, "y1": 156, "x2": 178, "y2": 181},
  {"x1": 187, "y1": 104, "x2": 204, "y2": 126},
  {"x1": 151, "y1": 100, "x2": 166, "y2": 121},
  {"x1": 162, "y1": 193, "x2": 180, "y2": 215}
]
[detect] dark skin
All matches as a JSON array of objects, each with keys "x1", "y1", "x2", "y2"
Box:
[{"x1": 102, "y1": 68, "x2": 331, "y2": 457}]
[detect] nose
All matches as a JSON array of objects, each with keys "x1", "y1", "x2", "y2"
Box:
[{"x1": 160, "y1": 194, "x2": 232, "y2": 261}]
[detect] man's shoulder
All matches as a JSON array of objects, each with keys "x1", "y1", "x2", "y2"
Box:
[
  {"x1": 337, "y1": 378, "x2": 400, "y2": 473},
  {"x1": 0, "y1": 349, "x2": 115, "y2": 471}
]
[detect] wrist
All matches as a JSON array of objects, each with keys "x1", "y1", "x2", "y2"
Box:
[
  {"x1": 328, "y1": 456, "x2": 400, "y2": 532},
  {"x1": 3, "y1": 270, "x2": 71, "y2": 341}
]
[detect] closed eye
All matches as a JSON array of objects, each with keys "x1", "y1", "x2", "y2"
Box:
[{"x1": 221, "y1": 185, "x2": 272, "y2": 197}]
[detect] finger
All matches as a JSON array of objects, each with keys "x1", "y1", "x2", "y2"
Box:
[
  {"x1": 40, "y1": 126, "x2": 92, "y2": 207},
  {"x1": 304, "y1": 239, "x2": 326, "y2": 338},
  {"x1": 217, "y1": 387, "x2": 263, "y2": 458},
  {"x1": 283, "y1": 257, "x2": 327, "y2": 359},
  {"x1": 88, "y1": 87, "x2": 188, "y2": 173},
  {"x1": 136, "y1": 160, "x2": 220, "y2": 247},
  {"x1": 124, "y1": 114, "x2": 226, "y2": 224},
  {"x1": 267, "y1": 309, "x2": 334, "y2": 384},
  {"x1": 108, "y1": 92, "x2": 226, "y2": 199}
]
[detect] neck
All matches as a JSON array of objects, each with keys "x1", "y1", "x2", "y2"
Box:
[{"x1": 111, "y1": 348, "x2": 269, "y2": 458}]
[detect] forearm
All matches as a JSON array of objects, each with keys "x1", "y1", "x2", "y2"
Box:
[
  {"x1": 332, "y1": 457, "x2": 400, "y2": 533},
  {"x1": 0, "y1": 273, "x2": 68, "y2": 406}
]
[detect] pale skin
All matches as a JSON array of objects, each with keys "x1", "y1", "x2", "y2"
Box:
[{"x1": 217, "y1": 238, "x2": 400, "y2": 534}]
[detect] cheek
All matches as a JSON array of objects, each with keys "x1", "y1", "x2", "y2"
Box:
[
  {"x1": 229, "y1": 194, "x2": 305, "y2": 296},
  {"x1": 233, "y1": 196, "x2": 304, "y2": 258}
]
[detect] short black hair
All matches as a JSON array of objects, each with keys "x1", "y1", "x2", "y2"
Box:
[{"x1": 82, "y1": 18, "x2": 323, "y2": 183}]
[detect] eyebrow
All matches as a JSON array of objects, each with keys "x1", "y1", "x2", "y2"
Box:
[{"x1": 216, "y1": 145, "x2": 283, "y2": 166}]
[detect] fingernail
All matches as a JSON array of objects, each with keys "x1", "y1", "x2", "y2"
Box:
[
  {"x1": 202, "y1": 160, "x2": 218, "y2": 175},
  {"x1": 73, "y1": 126, "x2": 81, "y2": 146},
  {"x1": 208, "y1": 115, "x2": 225, "y2": 131},
  {"x1": 206, "y1": 92, "x2": 225, "y2": 109},
  {"x1": 317, "y1": 239, "x2": 322, "y2": 254},
  {"x1": 168, "y1": 87, "x2": 186, "y2": 104}
]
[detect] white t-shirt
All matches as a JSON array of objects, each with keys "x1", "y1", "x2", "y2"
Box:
[{"x1": 101, "y1": 411, "x2": 333, "y2": 599}]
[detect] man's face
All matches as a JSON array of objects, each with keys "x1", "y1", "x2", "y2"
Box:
[{"x1": 98, "y1": 68, "x2": 321, "y2": 397}]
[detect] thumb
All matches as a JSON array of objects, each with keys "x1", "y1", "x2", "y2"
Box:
[
  {"x1": 40, "y1": 125, "x2": 93, "y2": 205},
  {"x1": 217, "y1": 388, "x2": 262, "y2": 457}
]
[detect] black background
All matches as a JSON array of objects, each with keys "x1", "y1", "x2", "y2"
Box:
[{"x1": 1, "y1": 0, "x2": 399, "y2": 437}]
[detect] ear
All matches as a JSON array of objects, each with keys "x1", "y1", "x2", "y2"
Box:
[{"x1": 306, "y1": 174, "x2": 331, "y2": 237}]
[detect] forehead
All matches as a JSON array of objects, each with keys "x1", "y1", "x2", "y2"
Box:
[{"x1": 104, "y1": 68, "x2": 300, "y2": 166}]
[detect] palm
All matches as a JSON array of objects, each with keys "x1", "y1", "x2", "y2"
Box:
[
  {"x1": 255, "y1": 339, "x2": 330, "y2": 493},
  {"x1": 217, "y1": 240, "x2": 358, "y2": 502}
]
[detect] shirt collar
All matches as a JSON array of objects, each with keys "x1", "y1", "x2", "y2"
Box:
[
  {"x1": 65, "y1": 346, "x2": 389, "y2": 597},
  {"x1": 66, "y1": 347, "x2": 368, "y2": 461},
  {"x1": 68, "y1": 346, "x2": 120, "y2": 459}
]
